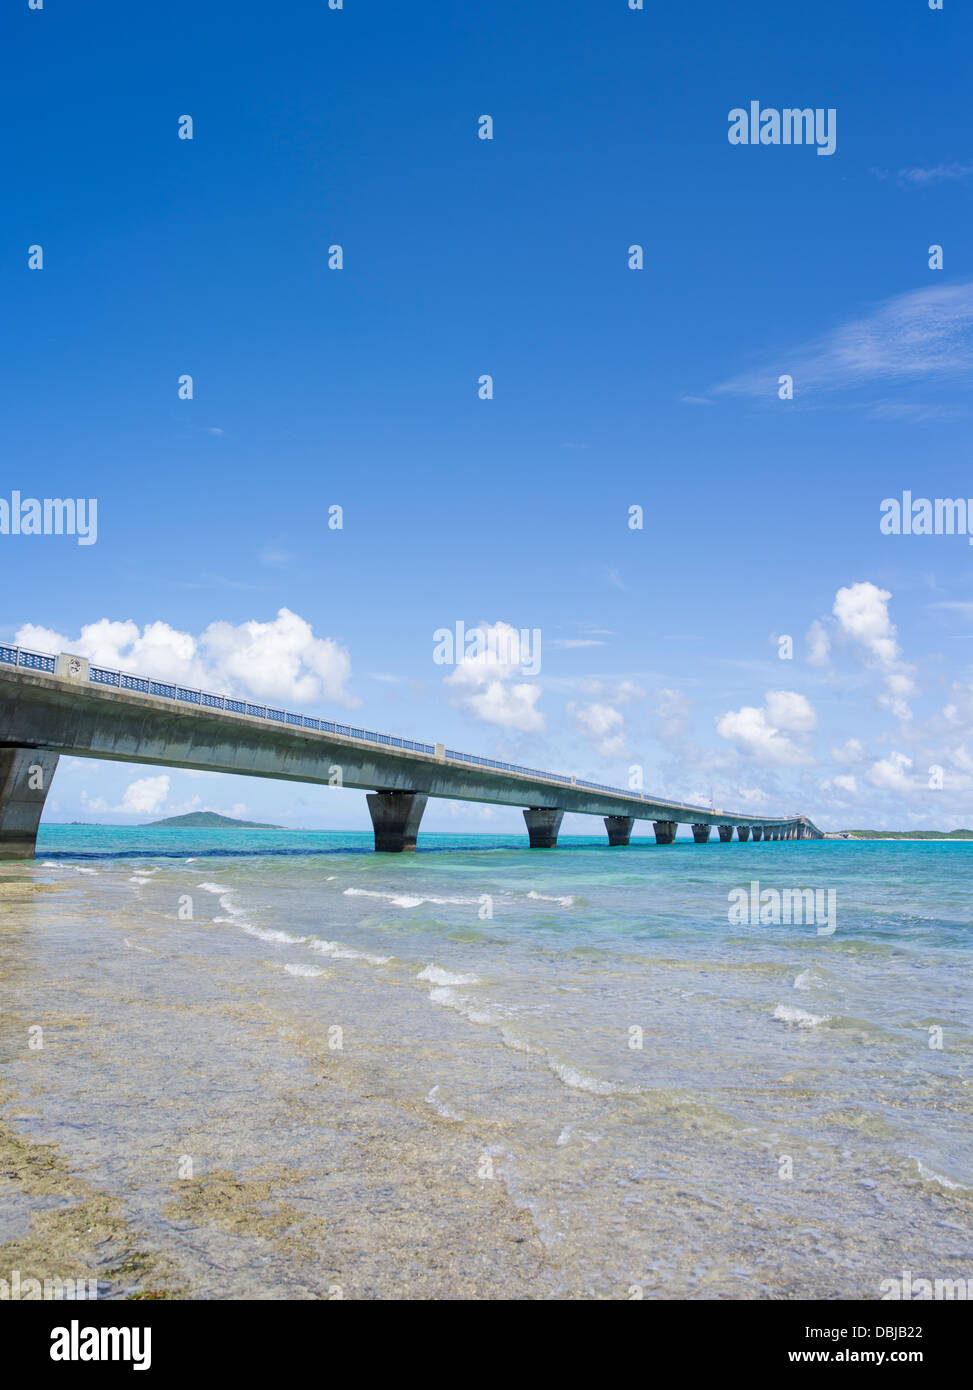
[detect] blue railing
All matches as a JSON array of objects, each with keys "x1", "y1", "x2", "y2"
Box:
[
  {"x1": 0, "y1": 644, "x2": 725, "y2": 811},
  {"x1": 82, "y1": 659, "x2": 438, "y2": 757},
  {"x1": 0, "y1": 644, "x2": 57, "y2": 674}
]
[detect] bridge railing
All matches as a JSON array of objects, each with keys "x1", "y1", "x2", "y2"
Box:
[
  {"x1": 84, "y1": 662, "x2": 439, "y2": 755},
  {"x1": 1, "y1": 644, "x2": 772, "y2": 820},
  {"x1": 0, "y1": 644, "x2": 57, "y2": 675}
]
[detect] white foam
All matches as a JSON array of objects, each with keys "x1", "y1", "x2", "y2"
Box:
[
  {"x1": 197, "y1": 882, "x2": 230, "y2": 894},
  {"x1": 417, "y1": 964, "x2": 481, "y2": 987},
  {"x1": 241, "y1": 924, "x2": 308, "y2": 945},
  {"x1": 282, "y1": 962, "x2": 331, "y2": 978},
  {"x1": 914, "y1": 1159, "x2": 971, "y2": 1192},
  {"x1": 426, "y1": 986, "x2": 494, "y2": 1025},
  {"x1": 773, "y1": 1003, "x2": 830, "y2": 1028},
  {"x1": 527, "y1": 890, "x2": 574, "y2": 907},
  {"x1": 307, "y1": 937, "x2": 391, "y2": 965},
  {"x1": 345, "y1": 887, "x2": 477, "y2": 909},
  {"x1": 548, "y1": 1060, "x2": 621, "y2": 1095},
  {"x1": 74, "y1": 866, "x2": 98, "y2": 875}
]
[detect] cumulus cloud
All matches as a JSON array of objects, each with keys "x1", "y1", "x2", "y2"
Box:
[
  {"x1": 82, "y1": 775, "x2": 171, "y2": 818},
  {"x1": 716, "y1": 690, "x2": 817, "y2": 766},
  {"x1": 866, "y1": 752, "x2": 916, "y2": 792},
  {"x1": 15, "y1": 608, "x2": 360, "y2": 710},
  {"x1": 832, "y1": 737, "x2": 867, "y2": 763},
  {"x1": 567, "y1": 680, "x2": 647, "y2": 759},
  {"x1": 444, "y1": 621, "x2": 545, "y2": 732},
  {"x1": 569, "y1": 701, "x2": 626, "y2": 759},
  {"x1": 120, "y1": 776, "x2": 171, "y2": 815},
  {"x1": 831, "y1": 582, "x2": 916, "y2": 719},
  {"x1": 833, "y1": 583, "x2": 900, "y2": 665}
]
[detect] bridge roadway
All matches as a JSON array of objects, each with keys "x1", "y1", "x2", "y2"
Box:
[{"x1": 0, "y1": 651, "x2": 823, "y2": 857}]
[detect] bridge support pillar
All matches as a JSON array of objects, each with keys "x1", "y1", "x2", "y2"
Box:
[
  {"x1": 524, "y1": 807, "x2": 563, "y2": 848},
  {"x1": 737, "y1": 825, "x2": 751, "y2": 841},
  {"x1": 652, "y1": 820, "x2": 677, "y2": 845},
  {"x1": 604, "y1": 815, "x2": 634, "y2": 846},
  {"x1": 717, "y1": 825, "x2": 733, "y2": 842},
  {"x1": 366, "y1": 790, "x2": 428, "y2": 852},
  {"x1": 751, "y1": 826, "x2": 763, "y2": 841},
  {"x1": 0, "y1": 748, "x2": 60, "y2": 860},
  {"x1": 691, "y1": 823, "x2": 711, "y2": 843},
  {"x1": 772, "y1": 828, "x2": 780, "y2": 840}
]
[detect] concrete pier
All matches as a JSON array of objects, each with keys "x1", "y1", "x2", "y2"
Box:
[
  {"x1": 653, "y1": 820, "x2": 677, "y2": 845},
  {"x1": 524, "y1": 807, "x2": 563, "y2": 848},
  {"x1": 717, "y1": 825, "x2": 733, "y2": 842},
  {"x1": 751, "y1": 826, "x2": 763, "y2": 841},
  {"x1": 365, "y1": 791, "x2": 427, "y2": 852},
  {"x1": 604, "y1": 815, "x2": 634, "y2": 847},
  {"x1": 0, "y1": 748, "x2": 60, "y2": 860},
  {"x1": 737, "y1": 825, "x2": 751, "y2": 841},
  {"x1": 691, "y1": 823, "x2": 712, "y2": 843}
]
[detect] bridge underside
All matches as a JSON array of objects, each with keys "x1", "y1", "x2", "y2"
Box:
[{"x1": 0, "y1": 666, "x2": 823, "y2": 857}]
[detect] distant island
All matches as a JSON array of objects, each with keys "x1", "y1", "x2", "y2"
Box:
[
  {"x1": 828, "y1": 829, "x2": 973, "y2": 841},
  {"x1": 140, "y1": 812, "x2": 284, "y2": 829}
]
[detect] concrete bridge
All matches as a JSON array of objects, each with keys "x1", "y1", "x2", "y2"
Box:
[{"x1": 0, "y1": 647, "x2": 823, "y2": 857}]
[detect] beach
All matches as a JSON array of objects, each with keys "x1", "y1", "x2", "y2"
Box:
[{"x1": 1, "y1": 830, "x2": 970, "y2": 1299}]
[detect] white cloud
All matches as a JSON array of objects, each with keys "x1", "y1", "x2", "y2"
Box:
[
  {"x1": 462, "y1": 680, "x2": 545, "y2": 732},
  {"x1": 716, "y1": 690, "x2": 817, "y2": 766},
  {"x1": 569, "y1": 701, "x2": 626, "y2": 759},
  {"x1": 120, "y1": 776, "x2": 170, "y2": 816},
  {"x1": 832, "y1": 737, "x2": 866, "y2": 763},
  {"x1": 894, "y1": 162, "x2": 973, "y2": 186},
  {"x1": 765, "y1": 689, "x2": 818, "y2": 733},
  {"x1": 831, "y1": 582, "x2": 916, "y2": 719},
  {"x1": 444, "y1": 622, "x2": 545, "y2": 733},
  {"x1": 568, "y1": 681, "x2": 647, "y2": 759},
  {"x1": 81, "y1": 776, "x2": 171, "y2": 817},
  {"x1": 832, "y1": 774, "x2": 857, "y2": 794},
  {"x1": 866, "y1": 752, "x2": 915, "y2": 793},
  {"x1": 713, "y1": 281, "x2": 973, "y2": 401},
  {"x1": 833, "y1": 583, "x2": 900, "y2": 665},
  {"x1": 15, "y1": 608, "x2": 359, "y2": 710}
]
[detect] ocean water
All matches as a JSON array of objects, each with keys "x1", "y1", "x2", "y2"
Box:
[{"x1": 1, "y1": 827, "x2": 970, "y2": 1299}]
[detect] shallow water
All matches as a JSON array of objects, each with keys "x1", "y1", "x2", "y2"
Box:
[{"x1": 1, "y1": 829, "x2": 970, "y2": 1298}]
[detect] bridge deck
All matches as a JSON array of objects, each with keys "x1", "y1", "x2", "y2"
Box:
[{"x1": 0, "y1": 651, "x2": 822, "y2": 855}]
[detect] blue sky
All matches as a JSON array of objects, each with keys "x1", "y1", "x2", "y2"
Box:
[{"x1": 4, "y1": 0, "x2": 973, "y2": 832}]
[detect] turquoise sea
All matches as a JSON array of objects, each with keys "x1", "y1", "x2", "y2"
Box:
[{"x1": 1, "y1": 827, "x2": 970, "y2": 1298}]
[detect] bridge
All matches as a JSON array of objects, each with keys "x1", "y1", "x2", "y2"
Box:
[{"x1": 0, "y1": 646, "x2": 823, "y2": 858}]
